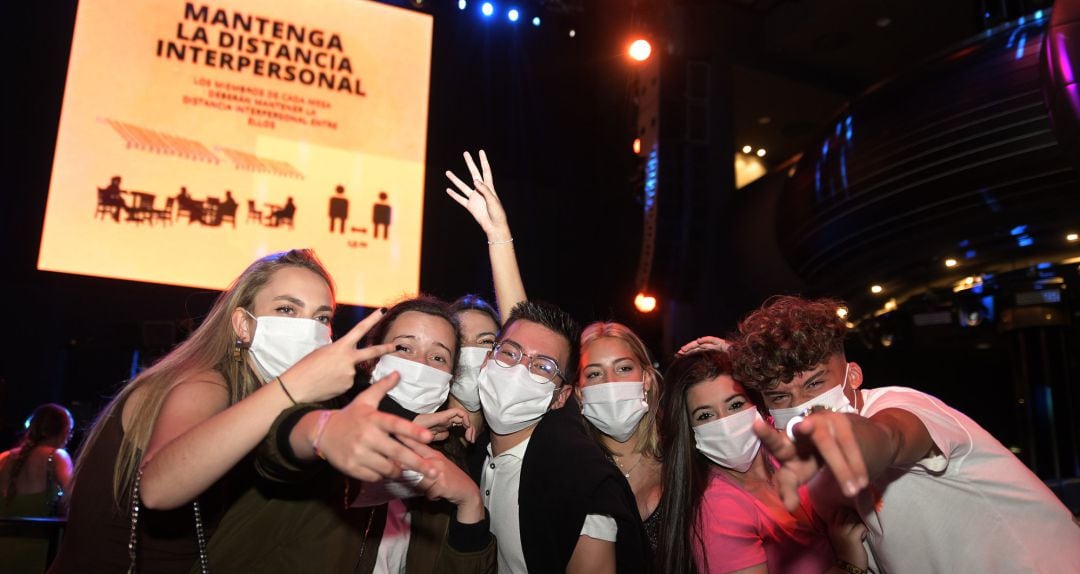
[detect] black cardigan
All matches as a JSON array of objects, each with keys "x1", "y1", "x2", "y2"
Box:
[{"x1": 470, "y1": 396, "x2": 649, "y2": 573}]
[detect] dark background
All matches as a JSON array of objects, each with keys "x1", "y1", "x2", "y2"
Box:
[{"x1": 4, "y1": 0, "x2": 1077, "y2": 497}]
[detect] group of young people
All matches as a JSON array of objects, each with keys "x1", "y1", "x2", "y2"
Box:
[{"x1": 41, "y1": 151, "x2": 1078, "y2": 573}]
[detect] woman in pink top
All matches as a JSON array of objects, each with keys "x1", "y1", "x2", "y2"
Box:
[{"x1": 655, "y1": 349, "x2": 868, "y2": 574}]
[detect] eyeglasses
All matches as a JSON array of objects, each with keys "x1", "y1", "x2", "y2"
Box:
[{"x1": 491, "y1": 340, "x2": 565, "y2": 384}]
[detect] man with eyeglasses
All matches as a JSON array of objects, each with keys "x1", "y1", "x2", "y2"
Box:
[{"x1": 470, "y1": 301, "x2": 647, "y2": 573}]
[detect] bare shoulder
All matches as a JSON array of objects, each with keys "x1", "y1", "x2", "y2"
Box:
[
  {"x1": 163, "y1": 370, "x2": 231, "y2": 410},
  {"x1": 125, "y1": 369, "x2": 231, "y2": 428},
  {"x1": 52, "y1": 448, "x2": 74, "y2": 465}
]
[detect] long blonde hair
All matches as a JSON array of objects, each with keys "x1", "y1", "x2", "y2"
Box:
[
  {"x1": 72, "y1": 249, "x2": 334, "y2": 508},
  {"x1": 578, "y1": 321, "x2": 663, "y2": 460}
]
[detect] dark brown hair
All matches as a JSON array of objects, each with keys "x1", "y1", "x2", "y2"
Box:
[
  {"x1": 363, "y1": 295, "x2": 462, "y2": 377},
  {"x1": 501, "y1": 300, "x2": 581, "y2": 384},
  {"x1": 731, "y1": 295, "x2": 848, "y2": 391},
  {"x1": 655, "y1": 350, "x2": 735, "y2": 574}
]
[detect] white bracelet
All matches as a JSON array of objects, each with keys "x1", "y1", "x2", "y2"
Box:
[{"x1": 487, "y1": 237, "x2": 514, "y2": 245}]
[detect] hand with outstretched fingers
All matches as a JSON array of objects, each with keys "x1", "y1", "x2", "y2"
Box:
[
  {"x1": 400, "y1": 436, "x2": 486, "y2": 524},
  {"x1": 414, "y1": 407, "x2": 475, "y2": 443},
  {"x1": 311, "y1": 372, "x2": 438, "y2": 482},
  {"x1": 445, "y1": 150, "x2": 512, "y2": 242},
  {"x1": 752, "y1": 414, "x2": 869, "y2": 512},
  {"x1": 279, "y1": 308, "x2": 397, "y2": 403}
]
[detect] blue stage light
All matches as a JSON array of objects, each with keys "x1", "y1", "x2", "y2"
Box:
[
  {"x1": 532, "y1": 16, "x2": 540, "y2": 26},
  {"x1": 458, "y1": 0, "x2": 467, "y2": 10},
  {"x1": 481, "y1": 2, "x2": 494, "y2": 17},
  {"x1": 508, "y1": 8, "x2": 519, "y2": 22}
]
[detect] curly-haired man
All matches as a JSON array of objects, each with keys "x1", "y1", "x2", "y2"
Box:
[{"x1": 732, "y1": 295, "x2": 1079, "y2": 573}]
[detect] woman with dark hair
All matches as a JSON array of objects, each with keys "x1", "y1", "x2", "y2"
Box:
[
  {"x1": 201, "y1": 295, "x2": 495, "y2": 573},
  {"x1": 655, "y1": 350, "x2": 867, "y2": 574},
  {"x1": 447, "y1": 294, "x2": 501, "y2": 436},
  {"x1": 0, "y1": 404, "x2": 75, "y2": 573}
]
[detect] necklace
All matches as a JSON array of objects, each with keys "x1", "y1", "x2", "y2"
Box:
[{"x1": 611, "y1": 452, "x2": 644, "y2": 478}]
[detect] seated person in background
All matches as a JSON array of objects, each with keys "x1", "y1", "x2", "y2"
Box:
[
  {"x1": 736, "y1": 295, "x2": 1080, "y2": 573},
  {"x1": 175, "y1": 186, "x2": 204, "y2": 224},
  {"x1": 271, "y1": 197, "x2": 296, "y2": 226},
  {"x1": 99, "y1": 176, "x2": 131, "y2": 222},
  {"x1": 472, "y1": 300, "x2": 647, "y2": 573},
  {"x1": 219, "y1": 191, "x2": 238, "y2": 227},
  {"x1": 0, "y1": 403, "x2": 75, "y2": 574},
  {"x1": 655, "y1": 350, "x2": 865, "y2": 574}
]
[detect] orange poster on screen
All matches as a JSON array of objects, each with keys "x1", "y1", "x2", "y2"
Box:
[{"x1": 38, "y1": 0, "x2": 432, "y2": 307}]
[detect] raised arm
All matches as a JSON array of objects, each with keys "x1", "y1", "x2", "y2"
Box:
[
  {"x1": 446, "y1": 150, "x2": 527, "y2": 320},
  {"x1": 138, "y1": 310, "x2": 395, "y2": 510}
]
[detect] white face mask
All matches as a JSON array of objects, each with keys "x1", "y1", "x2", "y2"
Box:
[
  {"x1": 245, "y1": 310, "x2": 332, "y2": 382},
  {"x1": 450, "y1": 347, "x2": 489, "y2": 412},
  {"x1": 478, "y1": 363, "x2": 556, "y2": 435},
  {"x1": 581, "y1": 381, "x2": 649, "y2": 443},
  {"x1": 372, "y1": 354, "x2": 453, "y2": 415},
  {"x1": 694, "y1": 407, "x2": 763, "y2": 472},
  {"x1": 769, "y1": 363, "x2": 856, "y2": 430}
]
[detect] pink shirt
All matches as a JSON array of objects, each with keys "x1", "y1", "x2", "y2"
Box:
[{"x1": 694, "y1": 468, "x2": 834, "y2": 573}]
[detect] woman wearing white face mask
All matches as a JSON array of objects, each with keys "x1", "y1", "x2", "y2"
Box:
[
  {"x1": 574, "y1": 322, "x2": 664, "y2": 552},
  {"x1": 202, "y1": 296, "x2": 495, "y2": 574},
  {"x1": 655, "y1": 350, "x2": 868, "y2": 574},
  {"x1": 445, "y1": 294, "x2": 501, "y2": 439},
  {"x1": 49, "y1": 250, "x2": 434, "y2": 574}
]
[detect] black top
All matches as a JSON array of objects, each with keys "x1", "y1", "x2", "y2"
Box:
[{"x1": 470, "y1": 396, "x2": 650, "y2": 573}]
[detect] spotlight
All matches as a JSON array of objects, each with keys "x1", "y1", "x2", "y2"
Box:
[
  {"x1": 569, "y1": 29, "x2": 576, "y2": 38},
  {"x1": 458, "y1": 0, "x2": 466, "y2": 9},
  {"x1": 532, "y1": 16, "x2": 540, "y2": 26},
  {"x1": 870, "y1": 284, "x2": 883, "y2": 294},
  {"x1": 481, "y1": 2, "x2": 494, "y2": 17},
  {"x1": 628, "y1": 39, "x2": 652, "y2": 62},
  {"x1": 756, "y1": 148, "x2": 766, "y2": 157},
  {"x1": 507, "y1": 8, "x2": 519, "y2": 22},
  {"x1": 634, "y1": 292, "x2": 658, "y2": 313},
  {"x1": 1068, "y1": 233, "x2": 1079, "y2": 242},
  {"x1": 741, "y1": 145, "x2": 752, "y2": 154},
  {"x1": 632, "y1": 138, "x2": 642, "y2": 155},
  {"x1": 945, "y1": 258, "x2": 958, "y2": 268}
]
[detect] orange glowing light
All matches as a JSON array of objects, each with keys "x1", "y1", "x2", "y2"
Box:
[
  {"x1": 634, "y1": 292, "x2": 657, "y2": 313},
  {"x1": 628, "y1": 39, "x2": 652, "y2": 62}
]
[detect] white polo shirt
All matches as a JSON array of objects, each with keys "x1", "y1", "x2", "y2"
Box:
[{"x1": 482, "y1": 437, "x2": 618, "y2": 573}]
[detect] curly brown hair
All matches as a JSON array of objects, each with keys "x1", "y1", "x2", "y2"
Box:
[{"x1": 731, "y1": 295, "x2": 848, "y2": 391}]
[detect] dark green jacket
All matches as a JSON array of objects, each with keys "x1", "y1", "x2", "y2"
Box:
[{"x1": 197, "y1": 404, "x2": 496, "y2": 574}]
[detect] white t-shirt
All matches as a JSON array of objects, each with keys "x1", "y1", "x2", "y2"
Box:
[
  {"x1": 481, "y1": 437, "x2": 618, "y2": 573},
  {"x1": 854, "y1": 387, "x2": 1080, "y2": 573}
]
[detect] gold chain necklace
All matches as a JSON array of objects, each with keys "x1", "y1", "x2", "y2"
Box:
[{"x1": 612, "y1": 452, "x2": 644, "y2": 479}]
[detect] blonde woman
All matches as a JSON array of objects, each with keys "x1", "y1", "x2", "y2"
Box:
[{"x1": 48, "y1": 249, "x2": 434, "y2": 573}]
